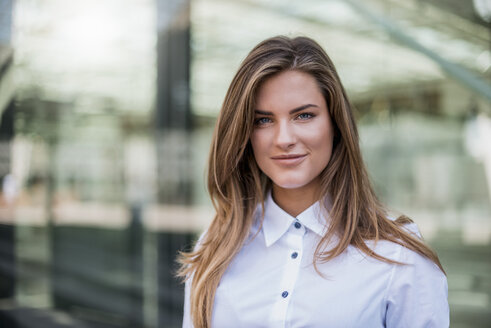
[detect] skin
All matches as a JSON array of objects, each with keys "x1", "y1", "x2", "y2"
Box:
[{"x1": 251, "y1": 70, "x2": 335, "y2": 217}]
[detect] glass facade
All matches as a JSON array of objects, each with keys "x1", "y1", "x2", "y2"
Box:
[{"x1": 0, "y1": 0, "x2": 490, "y2": 327}]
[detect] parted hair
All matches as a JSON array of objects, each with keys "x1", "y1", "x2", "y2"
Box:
[{"x1": 177, "y1": 35, "x2": 444, "y2": 328}]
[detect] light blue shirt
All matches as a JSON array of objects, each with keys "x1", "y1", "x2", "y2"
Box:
[{"x1": 183, "y1": 193, "x2": 449, "y2": 327}]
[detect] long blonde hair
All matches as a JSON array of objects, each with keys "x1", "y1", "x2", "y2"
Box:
[{"x1": 178, "y1": 36, "x2": 444, "y2": 328}]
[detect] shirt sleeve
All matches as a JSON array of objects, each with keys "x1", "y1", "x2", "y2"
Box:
[
  {"x1": 182, "y1": 229, "x2": 208, "y2": 328},
  {"x1": 182, "y1": 275, "x2": 193, "y2": 328},
  {"x1": 385, "y1": 244, "x2": 449, "y2": 328}
]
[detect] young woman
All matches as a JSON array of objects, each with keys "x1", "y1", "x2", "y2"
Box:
[{"x1": 179, "y1": 36, "x2": 449, "y2": 328}]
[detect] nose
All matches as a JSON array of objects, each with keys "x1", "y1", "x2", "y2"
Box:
[{"x1": 274, "y1": 121, "x2": 296, "y2": 150}]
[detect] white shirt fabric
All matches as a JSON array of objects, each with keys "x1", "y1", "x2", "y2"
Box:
[{"x1": 183, "y1": 193, "x2": 449, "y2": 328}]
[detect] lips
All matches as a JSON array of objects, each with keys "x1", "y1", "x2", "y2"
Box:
[{"x1": 271, "y1": 154, "x2": 307, "y2": 166}]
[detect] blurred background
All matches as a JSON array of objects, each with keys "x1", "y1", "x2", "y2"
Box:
[{"x1": 0, "y1": 0, "x2": 490, "y2": 327}]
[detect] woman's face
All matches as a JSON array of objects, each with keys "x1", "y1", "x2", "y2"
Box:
[{"x1": 250, "y1": 70, "x2": 335, "y2": 195}]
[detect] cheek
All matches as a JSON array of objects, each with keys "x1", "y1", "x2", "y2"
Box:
[
  {"x1": 306, "y1": 124, "x2": 334, "y2": 159},
  {"x1": 304, "y1": 128, "x2": 332, "y2": 148},
  {"x1": 250, "y1": 130, "x2": 269, "y2": 156},
  {"x1": 250, "y1": 131, "x2": 272, "y2": 175},
  {"x1": 317, "y1": 133, "x2": 334, "y2": 152}
]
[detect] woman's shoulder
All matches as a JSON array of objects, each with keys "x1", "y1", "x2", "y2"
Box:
[
  {"x1": 378, "y1": 217, "x2": 444, "y2": 275},
  {"x1": 361, "y1": 217, "x2": 430, "y2": 265},
  {"x1": 387, "y1": 215, "x2": 422, "y2": 237},
  {"x1": 383, "y1": 219, "x2": 449, "y2": 327},
  {"x1": 193, "y1": 228, "x2": 209, "y2": 250}
]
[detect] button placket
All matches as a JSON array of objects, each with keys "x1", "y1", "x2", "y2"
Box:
[{"x1": 269, "y1": 223, "x2": 306, "y2": 326}]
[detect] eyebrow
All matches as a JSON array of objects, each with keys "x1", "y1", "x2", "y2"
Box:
[{"x1": 254, "y1": 104, "x2": 319, "y2": 116}]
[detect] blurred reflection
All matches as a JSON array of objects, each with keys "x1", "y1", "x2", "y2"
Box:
[
  {"x1": 0, "y1": 0, "x2": 489, "y2": 327},
  {"x1": 466, "y1": 110, "x2": 491, "y2": 204}
]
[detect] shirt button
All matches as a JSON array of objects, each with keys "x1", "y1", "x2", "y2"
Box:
[
  {"x1": 294, "y1": 221, "x2": 301, "y2": 229},
  {"x1": 291, "y1": 252, "x2": 298, "y2": 259},
  {"x1": 281, "y1": 291, "x2": 289, "y2": 298}
]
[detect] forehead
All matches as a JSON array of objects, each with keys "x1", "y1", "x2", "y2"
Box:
[{"x1": 255, "y1": 70, "x2": 325, "y2": 109}]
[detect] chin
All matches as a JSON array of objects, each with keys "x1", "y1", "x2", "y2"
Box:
[{"x1": 271, "y1": 179, "x2": 309, "y2": 190}]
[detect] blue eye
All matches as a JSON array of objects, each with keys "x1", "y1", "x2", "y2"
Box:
[
  {"x1": 254, "y1": 117, "x2": 272, "y2": 125},
  {"x1": 297, "y1": 112, "x2": 314, "y2": 120}
]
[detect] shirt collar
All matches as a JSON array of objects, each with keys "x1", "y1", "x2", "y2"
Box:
[{"x1": 261, "y1": 191, "x2": 329, "y2": 247}]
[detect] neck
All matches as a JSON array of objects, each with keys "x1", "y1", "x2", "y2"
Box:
[{"x1": 272, "y1": 182, "x2": 320, "y2": 217}]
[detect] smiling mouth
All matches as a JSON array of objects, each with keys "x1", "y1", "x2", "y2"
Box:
[
  {"x1": 271, "y1": 154, "x2": 306, "y2": 160},
  {"x1": 271, "y1": 154, "x2": 307, "y2": 166}
]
